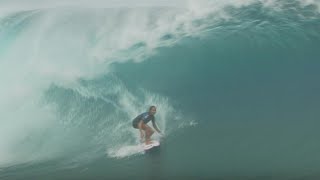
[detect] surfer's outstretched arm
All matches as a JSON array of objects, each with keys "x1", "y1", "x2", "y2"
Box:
[{"x1": 152, "y1": 120, "x2": 161, "y2": 133}]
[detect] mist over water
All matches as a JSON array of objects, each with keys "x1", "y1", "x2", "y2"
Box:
[{"x1": 1, "y1": 0, "x2": 320, "y2": 179}]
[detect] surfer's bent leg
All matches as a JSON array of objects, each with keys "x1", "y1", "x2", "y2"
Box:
[{"x1": 142, "y1": 124, "x2": 154, "y2": 144}]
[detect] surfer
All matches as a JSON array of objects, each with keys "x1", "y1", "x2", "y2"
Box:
[{"x1": 132, "y1": 106, "x2": 162, "y2": 144}]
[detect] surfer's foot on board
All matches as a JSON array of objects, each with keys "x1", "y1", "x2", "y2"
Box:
[{"x1": 145, "y1": 139, "x2": 152, "y2": 145}]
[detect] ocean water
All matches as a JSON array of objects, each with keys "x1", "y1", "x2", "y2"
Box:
[{"x1": 1, "y1": 0, "x2": 320, "y2": 179}]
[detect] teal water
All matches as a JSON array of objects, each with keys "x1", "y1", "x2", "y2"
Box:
[{"x1": 1, "y1": 0, "x2": 320, "y2": 179}]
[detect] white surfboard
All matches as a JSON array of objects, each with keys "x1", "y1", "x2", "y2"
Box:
[{"x1": 143, "y1": 140, "x2": 160, "y2": 150}]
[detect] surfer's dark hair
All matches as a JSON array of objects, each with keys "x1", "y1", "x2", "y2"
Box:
[{"x1": 149, "y1": 106, "x2": 156, "y2": 111}]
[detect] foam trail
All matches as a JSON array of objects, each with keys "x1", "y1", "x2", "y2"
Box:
[{"x1": 107, "y1": 144, "x2": 145, "y2": 158}]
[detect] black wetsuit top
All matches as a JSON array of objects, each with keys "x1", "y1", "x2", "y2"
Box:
[{"x1": 132, "y1": 112, "x2": 155, "y2": 128}]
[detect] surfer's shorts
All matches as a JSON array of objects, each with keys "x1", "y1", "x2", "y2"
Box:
[{"x1": 132, "y1": 119, "x2": 139, "y2": 129}]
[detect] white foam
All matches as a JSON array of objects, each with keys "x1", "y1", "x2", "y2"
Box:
[
  {"x1": 107, "y1": 144, "x2": 144, "y2": 158},
  {"x1": 71, "y1": 78, "x2": 182, "y2": 158}
]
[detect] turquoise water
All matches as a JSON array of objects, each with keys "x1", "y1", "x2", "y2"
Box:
[{"x1": 1, "y1": 0, "x2": 320, "y2": 179}]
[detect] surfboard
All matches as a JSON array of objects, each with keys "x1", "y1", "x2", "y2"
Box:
[{"x1": 143, "y1": 140, "x2": 160, "y2": 150}]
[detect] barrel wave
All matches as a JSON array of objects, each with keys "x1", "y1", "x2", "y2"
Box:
[{"x1": 0, "y1": 0, "x2": 320, "y2": 179}]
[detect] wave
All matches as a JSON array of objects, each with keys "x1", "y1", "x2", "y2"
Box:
[{"x1": 0, "y1": 0, "x2": 319, "y2": 168}]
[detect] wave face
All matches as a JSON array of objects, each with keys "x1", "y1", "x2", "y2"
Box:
[{"x1": 1, "y1": 0, "x2": 320, "y2": 179}]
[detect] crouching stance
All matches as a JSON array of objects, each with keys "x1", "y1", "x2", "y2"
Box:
[{"x1": 132, "y1": 106, "x2": 161, "y2": 144}]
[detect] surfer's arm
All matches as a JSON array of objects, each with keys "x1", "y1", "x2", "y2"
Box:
[{"x1": 152, "y1": 120, "x2": 161, "y2": 133}]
